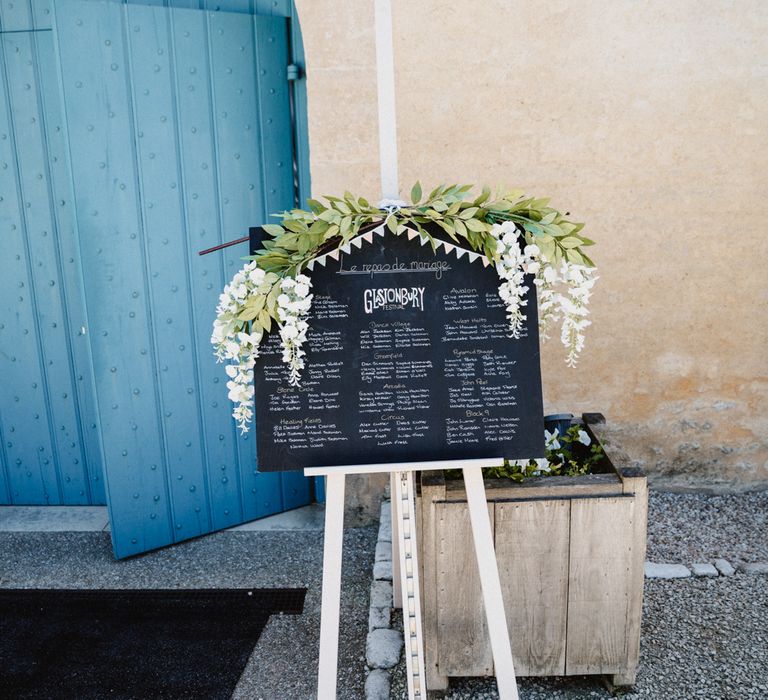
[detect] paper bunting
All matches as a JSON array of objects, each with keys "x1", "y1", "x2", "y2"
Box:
[{"x1": 304, "y1": 225, "x2": 491, "y2": 272}]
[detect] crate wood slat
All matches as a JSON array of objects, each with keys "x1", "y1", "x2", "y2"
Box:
[
  {"x1": 444, "y1": 472, "x2": 623, "y2": 501},
  {"x1": 615, "y1": 471, "x2": 647, "y2": 686},
  {"x1": 436, "y1": 501, "x2": 495, "y2": 677},
  {"x1": 418, "y1": 471, "x2": 449, "y2": 690},
  {"x1": 495, "y1": 499, "x2": 570, "y2": 676},
  {"x1": 565, "y1": 496, "x2": 635, "y2": 675}
]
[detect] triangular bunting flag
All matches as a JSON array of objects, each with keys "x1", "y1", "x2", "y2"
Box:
[{"x1": 304, "y1": 224, "x2": 493, "y2": 273}]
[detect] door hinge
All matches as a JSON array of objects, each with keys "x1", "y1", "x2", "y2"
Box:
[{"x1": 286, "y1": 63, "x2": 302, "y2": 81}]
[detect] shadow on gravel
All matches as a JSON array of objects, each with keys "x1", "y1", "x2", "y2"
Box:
[{"x1": 1, "y1": 587, "x2": 305, "y2": 700}]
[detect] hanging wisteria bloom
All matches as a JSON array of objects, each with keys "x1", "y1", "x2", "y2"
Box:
[
  {"x1": 212, "y1": 263, "x2": 313, "y2": 432},
  {"x1": 491, "y1": 221, "x2": 597, "y2": 366},
  {"x1": 533, "y1": 263, "x2": 560, "y2": 341},
  {"x1": 211, "y1": 261, "x2": 270, "y2": 432},
  {"x1": 557, "y1": 261, "x2": 598, "y2": 367},
  {"x1": 491, "y1": 221, "x2": 540, "y2": 339},
  {"x1": 276, "y1": 275, "x2": 313, "y2": 386}
]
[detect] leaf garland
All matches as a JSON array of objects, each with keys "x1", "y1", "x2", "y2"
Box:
[
  {"x1": 213, "y1": 183, "x2": 599, "y2": 432},
  {"x1": 245, "y1": 183, "x2": 595, "y2": 334}
]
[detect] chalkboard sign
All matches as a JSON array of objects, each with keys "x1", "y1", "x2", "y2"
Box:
[{"x1": 251, "y1": 226, "x2": 545, "y2": 471}]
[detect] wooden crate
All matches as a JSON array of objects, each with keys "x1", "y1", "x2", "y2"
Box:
[{"x1": 416, "y1": 414, "x2": 647, "y2": 690}]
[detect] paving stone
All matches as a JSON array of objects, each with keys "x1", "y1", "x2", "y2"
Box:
[
  {"x1": 364, "y1": 669, "x2": 390, "y2": 700},
  {"x1": 373, "y1": 559, "x2": 392, "y2": 581},
  {"x1": 740, "y1": 562, "x2": 768, "y2": 575},
  {"x1": 714, "y1": 558, "x2": 736, "y2": 576},
  {"x1": 370, "y1": 580, "x2": 392, "y2": 608},
  {"x1": 368, "y1": 606, "x2": 390, "y2": 632},
  {"x1": 375, "y1": 540, "x2": 392, "y2": 563},
  {"x1": 691, "y1": 563, "x2": 718, "y2": 577},
  {"x1": 379, "y1": 500, "x2": 392, "y2": 543},
  {"x1": 366, "y1": 628, "x2": 403, "y2": 669},
  {"x1": 645, "y1": 562, "x2": 691, "y2": 579}
]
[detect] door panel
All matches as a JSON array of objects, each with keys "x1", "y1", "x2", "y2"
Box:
[
  {"x1": 53, "y1": 0, "x2": 310, "y2": 557},
  {"x1": 0, "y1": 0, "x2": 52, "y2": 32},
  {"x1": 0, "y1": 20, "x2": 104, "y2": 504}
]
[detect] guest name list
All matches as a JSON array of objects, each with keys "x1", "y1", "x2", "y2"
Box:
[{"x1": 252, "y1": 228, "x2": 545, "y2": 471}]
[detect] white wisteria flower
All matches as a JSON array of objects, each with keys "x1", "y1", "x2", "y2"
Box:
[
  {"x1": 491, "y1": 221, "x2": 539, "y2": 339},
  {"x1": 277, "y1": 274, "x2": 313, "y2": 387},
  {"x1": 211, "y1": 261, "x2": 314, "y2": 433},
  {"x1": 532, "y1": 262, "x2": 560, "y2": 341},
  {"x1": 534, "y1": 260, "x2": 598, "y2": 365},
  {"x1": 558, "y1": 262, "x2": 598, "y2": 367},
  {"x1": 211, "y1": 261, "x2": 269, "y2": 433}
]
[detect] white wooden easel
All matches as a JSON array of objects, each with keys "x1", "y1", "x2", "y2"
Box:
[
  {"x1": 306, "y1": 3, "x2": 520, "y2": 697},
  {"x1": 307, "y1": 460, "x2": 519, "y2": 700}
]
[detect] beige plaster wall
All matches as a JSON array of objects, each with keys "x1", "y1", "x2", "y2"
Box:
[{"x1": 295, "y1": 0, "x2": 768, "y2": 493}]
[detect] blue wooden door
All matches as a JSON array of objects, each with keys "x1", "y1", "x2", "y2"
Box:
[
  {"x1": 0, "y1": 1, "x2": 106, "y2": 506},
  {"x1": 52, "y1": 0, "x2": 310, "y2": 558}
]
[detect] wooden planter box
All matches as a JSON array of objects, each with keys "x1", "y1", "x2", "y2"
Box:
[{"x1": 415, "y1": 414, "x2": 647, "y2": 690}]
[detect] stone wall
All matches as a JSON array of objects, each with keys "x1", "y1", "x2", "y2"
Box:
[{"x1": 295, "y1": 0, "x2": 768, "y2": 496}]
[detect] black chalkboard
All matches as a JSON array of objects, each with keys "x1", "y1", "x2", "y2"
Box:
[{"x1": 251, "y1": 225, "x2": 545, "y2": 471}]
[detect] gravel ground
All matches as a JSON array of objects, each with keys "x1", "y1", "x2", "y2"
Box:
[
  {"x1": 392, "y1": 575, "x2": 768, "y2": 699},
  {"x1": 0, "y1": 526, "x2": 377, "y2": 700},
  {"x1": 646, "y1": 490, "x2": 768, "y2": 565},
  {"x1": 390, "y1": 489, "x2": 768, "y2": 699},
  {"x1": 2, "y1": 489, "x2": 766, "y2": 699}
]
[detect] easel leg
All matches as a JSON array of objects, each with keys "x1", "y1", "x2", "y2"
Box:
[
  {"x1": 394, "y1": 470, "x2": 427, "y2": 699},
  {"x1": 317, "y1": 473, "x2": 346, "y2": 700},
  {"x1": 462, "y1": 467, "x2": 519, "y2": 700},
  {"x1": 390, "y1": 472, "x2": 402, "y2": 608}
]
